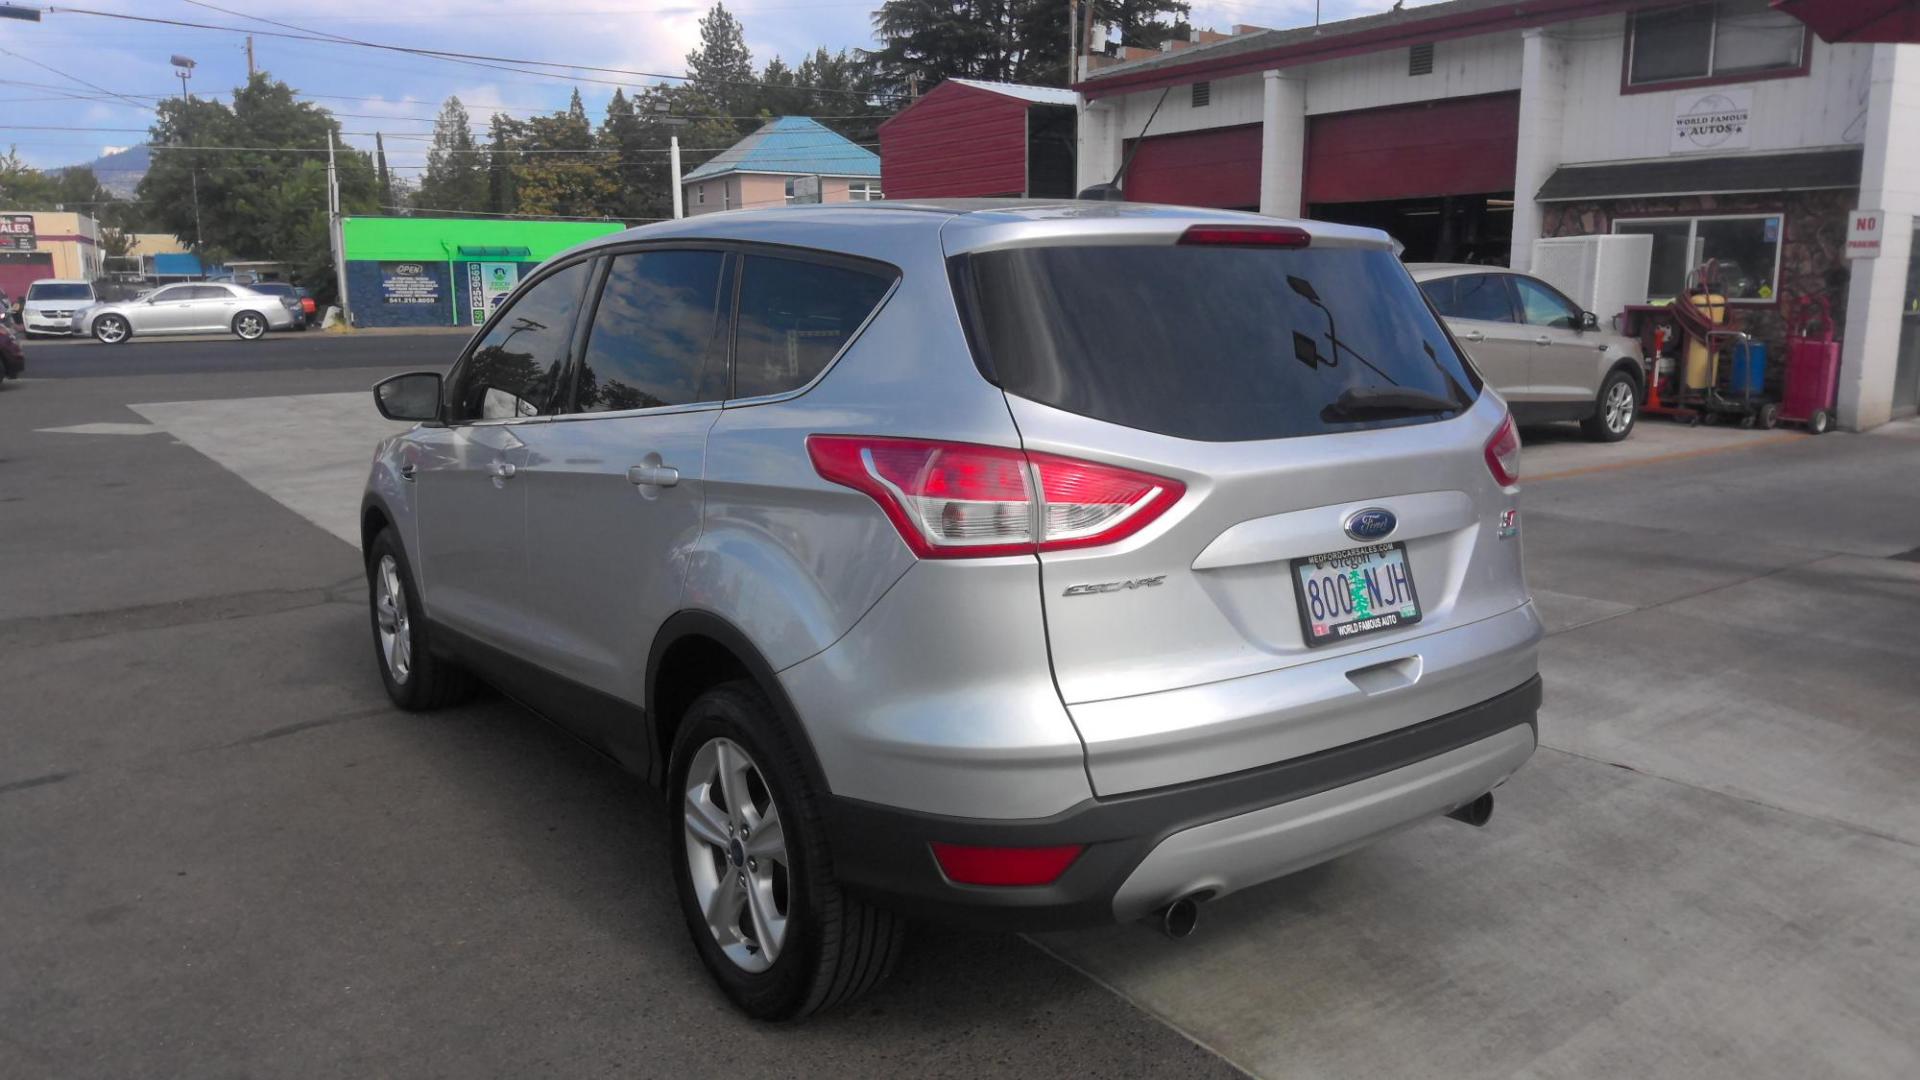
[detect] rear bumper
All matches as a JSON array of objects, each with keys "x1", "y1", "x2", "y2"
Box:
[{"x1": 825, "y1": 674, "x2": 1541, "y2": 931}]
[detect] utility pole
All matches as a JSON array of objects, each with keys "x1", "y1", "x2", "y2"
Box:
[
  {"x1": 245, "y1": 35, "x2": 255, "y2": 78},
  {"x1": 1068, "y1": 0, "x2": 1079, "y2": 84},
  {"x1": 327, "y1": 131, "x2": 351, "y2": 326},
  {"x1": 670, "y1": 134, "x2": 684, "y2": 219}
]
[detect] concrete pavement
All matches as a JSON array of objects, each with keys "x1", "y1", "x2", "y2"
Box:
[{"x1": 4, "y1": 337, "x2": 1918, "y2": 1077}]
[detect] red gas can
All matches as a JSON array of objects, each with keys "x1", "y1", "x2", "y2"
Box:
[{"x1": 1781, "y1": 296, "x2": 1842, "y2": 434}]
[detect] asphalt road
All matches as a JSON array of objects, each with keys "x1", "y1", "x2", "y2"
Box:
[
  {"x1": 21, "y1": 329, "x2": 472, "y2": 379},
  {"x1": 5, "y1": 337, "x2": 1920, "y2": 1078}
]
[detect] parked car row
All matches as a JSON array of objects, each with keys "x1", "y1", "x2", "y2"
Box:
[{"x1": 7, "y1": 278, "x2": 315, "y2": 343}]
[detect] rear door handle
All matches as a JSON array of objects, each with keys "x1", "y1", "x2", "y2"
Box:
[
  {"x1": 1535, "y1": 335, "x2": 1552, "y2": 346},
  {"x1": 1463, "y1": 330, "x2": 1485, "y2": 343},
  {"x1": 628, "y1": 464, "x2": 680, "y2": 488},
  {"x1": 489, "y1": 461, "x2": 517, "y2": 479}
]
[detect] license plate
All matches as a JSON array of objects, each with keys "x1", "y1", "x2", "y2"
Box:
[{"x1": 1291, "y1": 542, "x2": 1422, "y2": 646}]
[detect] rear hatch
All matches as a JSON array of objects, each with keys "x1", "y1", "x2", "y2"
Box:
[{"x1": 949, "y1": 221, "x2": 1531, "y2": 794}]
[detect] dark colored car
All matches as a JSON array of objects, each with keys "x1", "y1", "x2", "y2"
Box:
[
  {"x1": 0, "y1": 315, "x2": 26, "y2": 382},
  {"x1": 246, "y1": 282, "x2": 314, "y2": 330}
]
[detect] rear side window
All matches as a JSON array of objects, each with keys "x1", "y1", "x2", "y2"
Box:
[
  {"x1": 574, "y1": 249, "x2": 732, "y2": 413},
  {"x1": 955, "y1": 244, "x2": 1479, "y2": 442},
  {"x1": 1423, "y1": 274, "x2": 1515, "y2": 323},
  {"x1": 191, "y1": 285, "x2": 231, "y2": 300},
  {"x1": 732, "y1": 254, "x2": 894, "y2": 399}
]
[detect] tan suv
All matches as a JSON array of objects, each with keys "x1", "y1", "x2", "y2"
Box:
[{"x1": 1410, "y1": 264, "x2": 1644, "y2": 442}]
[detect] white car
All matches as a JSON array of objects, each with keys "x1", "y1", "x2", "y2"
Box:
[{"x1": 21, "y1": 279, "x2": 98, "y2": 336}]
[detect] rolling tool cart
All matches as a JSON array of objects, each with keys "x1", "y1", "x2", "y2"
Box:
[
  {"x1": 1778, "y1": 295, "x2": 1843, "y2": 434},
  {"x1": 1659, "y1": 262, "x2": 1776, "y2": 428}
]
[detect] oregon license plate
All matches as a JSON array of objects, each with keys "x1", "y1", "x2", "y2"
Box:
[{"x1": 1291, "y1": 542, "x2": 1422, "y2": 646}]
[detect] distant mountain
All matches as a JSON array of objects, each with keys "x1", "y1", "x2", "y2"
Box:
[{"x1": 62, "y1": 144, "x2": 150, "y2": 198}]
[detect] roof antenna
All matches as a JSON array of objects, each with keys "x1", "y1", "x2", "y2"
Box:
[{"x1": 1078, "y1": 85, "x2": 1171, "y2": 201}]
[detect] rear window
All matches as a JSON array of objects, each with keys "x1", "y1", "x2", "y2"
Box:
[
  {"x1": 954, "y1": 244, "x2": 1480, "y2": 442},
  {"x1": 27, "y1": 283, "x2": 92, "y2": 301}
]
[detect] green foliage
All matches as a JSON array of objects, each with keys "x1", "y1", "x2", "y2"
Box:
[
  {"x1": 136, "y1": 72, "x2": 376, "y2": 286},
  {"x1": 0, "y1": 151, "x2": 148, "y2": 229},
  {"x1": 415, "y1": 96, "x2": 488, "y2": 213},
  {"x1": 868, "y1": 0, "x2": 1189, "y2": 95}
]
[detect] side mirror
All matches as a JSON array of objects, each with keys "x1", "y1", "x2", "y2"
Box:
[
  {"x1": 1579, "y1": 310, "x2": 1601, "y2": 332},
  {"x1": 374, "y1": 371, "x2": 443, "y2": 423}
]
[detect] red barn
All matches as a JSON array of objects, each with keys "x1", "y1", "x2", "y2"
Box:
[{"x1": 879, "y1": 79, "x2": 1080, "y2": 200}]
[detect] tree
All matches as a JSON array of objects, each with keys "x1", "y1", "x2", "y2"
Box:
[
  {"x1": 375, "y1": 132, "x2": 394, "y2": 209},
  {"x1": 868, "y1": 1, "x2": 1059, "y2": 95},
  {"x1": 685, "y1": 2, "x2": 757, "y2": 128},
  {"x1": 136, "y1": 72, "x2": 376, "y2": 300},
  {"x1": 506, "y1": 92, "x2": 617, "y2": 218},
  {"x1": 486, "y1": 112, "x2": 521, "y2": 214},
  {"x1": 1102, "y1": 0, "x2": 1192, "y2": 51},
  {"x1": 415, "y1": 97, "x2": 488, "y2": 213}
]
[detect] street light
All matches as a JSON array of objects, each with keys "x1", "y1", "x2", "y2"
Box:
[
  {"x1": 170, "y1": 54, "x2": 202, "y2": 251},
  {"x1": 171, "y1": 54, "x2": 196, "y2": 100},
  {"x1": 0, "y1": 5, "x2": 43, "y2": 22}
]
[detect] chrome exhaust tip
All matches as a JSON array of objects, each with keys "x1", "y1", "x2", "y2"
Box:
[
  {"x1": 1447, "y1": 791, "x2": 1495, "y2": 828},
  {"x1": 1158, "y1": 895, "x2": 1202, "y2": 940}
]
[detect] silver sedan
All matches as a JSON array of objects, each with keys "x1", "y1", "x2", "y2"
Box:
[{"x1": 74, "y1": 282, "x2": 296, "y2": 344}]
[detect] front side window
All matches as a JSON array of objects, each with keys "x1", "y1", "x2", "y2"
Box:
[
  {"x1": 574, "y1": 249, "x2": 732, "y2": 413},
  {"x1": 447, "y1": 261, "x2": 590, "y2": 422},
  {"x1": 1613, "y1": 214, "x2": 1781, "y2": 301},
  {"x1": 150, "y1": 285, "x2": 193, "y2": 303},
  {"x1": 1628, "y1": 1, "x2": 1805, "y2": 86},
  {"x1": 732, "y1": 254, "x2": 895, "y2": 399},
  {"x1": 1513, "y1": 277, "x2": 1583, "y2": 329}
]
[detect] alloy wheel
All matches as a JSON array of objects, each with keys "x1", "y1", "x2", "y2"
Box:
[
  {"x1": 95, "y1": 318, "x2": 126, "y2": 344},
  {"x1": 1604, "y1": 379, "x2": 1635, "y2": 434},
  {"x1": 683, "y1": 737, "x2": 790, "y2": 973},
  {"x1": 237, "y1": 314, "x2": 265, "y2": 339},
  {"x1": 373, "y1": 554, "x2": 412, "y2": 684}
]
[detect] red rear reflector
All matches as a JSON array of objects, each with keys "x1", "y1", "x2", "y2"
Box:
[
  {"x1": 1178, "y1": 225, "x2": 1311, "y2": 248},
  {"x1": 929, "y1": 842, "x2": 1084, "y2": 886},
  {"x1": 1485, "y1": 413, "x2": 1521, "y2": 487},
  {"x1": 807, "y1": 435, "x2": 1183, "y2": 559}
]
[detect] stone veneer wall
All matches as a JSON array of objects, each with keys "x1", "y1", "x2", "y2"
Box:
[{"x1": 1542, "y1": 188, "x2": 1856, "y2": 384}]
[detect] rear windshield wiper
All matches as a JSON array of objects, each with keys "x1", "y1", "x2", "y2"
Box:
[{"x1": 1320, "y1": 386, "x2": 1462, "y2": 423}]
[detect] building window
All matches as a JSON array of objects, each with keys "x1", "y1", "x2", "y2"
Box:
[
  {"x1": 1627, "y1": 0, "x2": 1806, "y2": 87},
  {"x1": 1612, "y1": 213, "x2": 1783, "y2": 302},
  {"x1": 784, "y1": 177, "x2": 798, "y2": 204},
  {"x1": 1191, "y1": 81, "x2": 1211, "y2": 107},
  {"x1": 697, "y1": 185, "x2": 706, "y2": 205},
  {"x1": 723, "y1": 184, "x2": 731, "y2": 210},
  {"x1": 847, "y1": 180, "x2": 882, "y2": 202},
  {"x1": 1408, "y1": 43, "x2": 1434, "y2": 77}
]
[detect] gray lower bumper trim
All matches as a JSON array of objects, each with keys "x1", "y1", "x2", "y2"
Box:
[{"x1": 1111, "y1": 722, "x2": 1536, "y2": 920}]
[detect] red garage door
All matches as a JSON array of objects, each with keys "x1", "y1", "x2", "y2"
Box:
[
  {"x1": 1123, "y1": 124, "x2": 1262, "y2": 209},
  {"x1": 1304, "y1": 93, "x2": 1520, "y2": 204}
]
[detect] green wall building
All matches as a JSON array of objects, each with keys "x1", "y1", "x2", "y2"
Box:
[{"x1": 340, "y1": 216, "x2": 626, "y2": 328}]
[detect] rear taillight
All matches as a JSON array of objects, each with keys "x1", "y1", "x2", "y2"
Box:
[
  {"x1": 929, "y1": 842, "x2": 1084, "y2": 886},
  {"x1": 806, "y1": 435, "x2": 1183, "y2": 559},
  {"x1": 1178, "y1": 224, "x2": 1311, "y2": 248},
  {"x1": 1485, "y1": 413, "x2": 1521, "y2": 487}
]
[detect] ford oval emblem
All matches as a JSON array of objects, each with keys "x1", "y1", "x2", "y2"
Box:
[{"x1": 1344, "y1": 508, "x2": 1397, "y2": 542}]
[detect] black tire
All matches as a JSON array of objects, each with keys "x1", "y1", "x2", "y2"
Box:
[
  {"x1": 1809, "y1": 410, "x2": 1832, "y2": 435},
  {"x1": 231, "y1": 310, "x2": 269, "y2": 340},
  {"x1": 668, "y1": 681, "x2": 906, "y2": 1020},
  {"x1": 92, "y1": 314, "x2": 130, "y2": 345},
  {"x1": 1581, "y1": 369, "x2": 1639, "y2": 442},
  {"x1": 365, "y1": 528, "x2": 476, "y2": 710}
]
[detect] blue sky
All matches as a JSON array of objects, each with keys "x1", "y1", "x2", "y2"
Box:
[{"x1": 1, "y1": 0, "x2": 1408, "y2": 177}]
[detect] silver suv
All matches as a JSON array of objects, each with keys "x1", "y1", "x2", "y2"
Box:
[{"x1": 362, "y1": 203, "x2": 1542, "y2": 1019}]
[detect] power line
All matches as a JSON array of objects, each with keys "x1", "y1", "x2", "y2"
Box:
[
  {"x1": 49, "y1": 4, "x2": 896, "y2": 102},
  {"x1": 0, "y1": 45, "x2": 153, "y2": 111}
]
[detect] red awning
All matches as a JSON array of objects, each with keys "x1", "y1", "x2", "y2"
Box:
[{"x1": 1773, "y1": 0, "x2": 1920, "y2": 43}]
